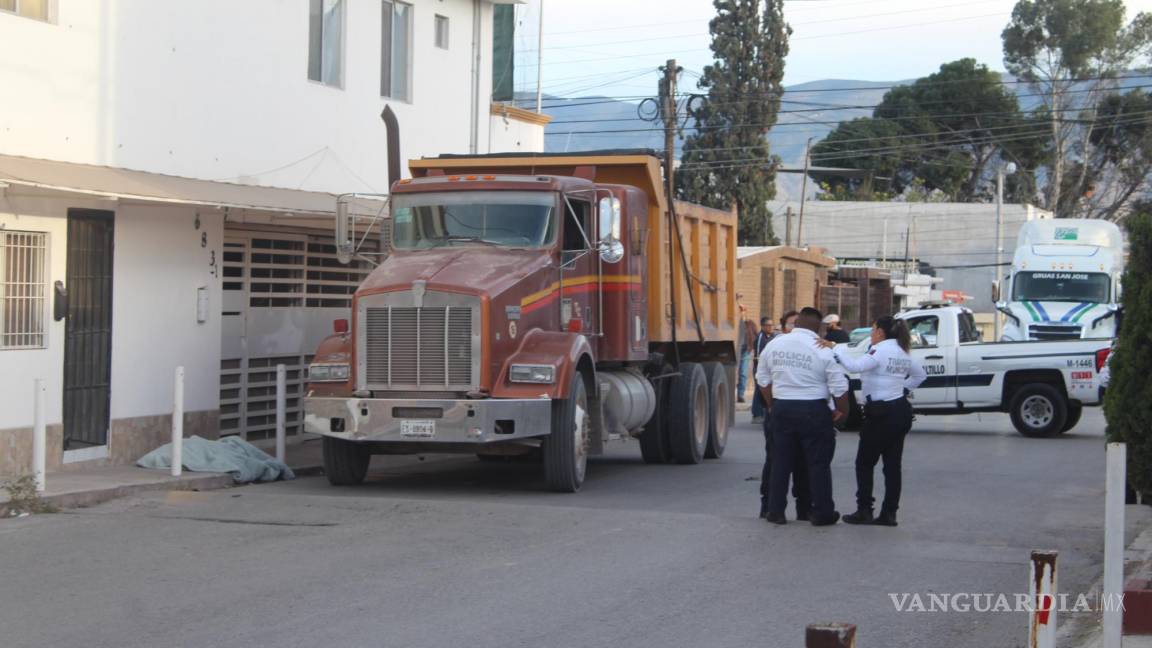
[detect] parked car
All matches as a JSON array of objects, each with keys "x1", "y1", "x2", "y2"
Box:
[{"x1": 848, "y1": 327, "x2": 872, "y2": 345}]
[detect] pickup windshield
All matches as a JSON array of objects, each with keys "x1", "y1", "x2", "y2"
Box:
[
  {"x1": 392, "y1": 191, "x2": 556, "y2": 249},
  {"x1": 1012, "y1": 271, "x2": 1110, "y2": 303}
]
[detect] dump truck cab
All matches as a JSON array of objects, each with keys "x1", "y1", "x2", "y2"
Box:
[{"x1": 304, "y1": 152, "x2": 737, "y2": 492}]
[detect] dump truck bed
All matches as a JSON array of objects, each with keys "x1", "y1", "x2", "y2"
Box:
[{"x1": 408, "y1": 152, "x2": 738, "y2": 347}]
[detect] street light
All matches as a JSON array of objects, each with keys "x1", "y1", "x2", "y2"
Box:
[{"x1": 994, "y1": 161, "x2": 1017, "y2": 341}]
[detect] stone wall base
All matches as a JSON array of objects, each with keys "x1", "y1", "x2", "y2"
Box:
[{"x1": 0, "y1": 410, "x2": 219, "y2": 478}]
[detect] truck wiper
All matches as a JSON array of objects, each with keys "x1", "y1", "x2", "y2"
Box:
[{"x1": 444, "y1": 236, "x2": 500, "y2": 246}]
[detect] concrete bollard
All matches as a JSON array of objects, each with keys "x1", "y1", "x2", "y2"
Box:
[
  {"x1": 275, "y1": 364, "x2": 286, "y2": 463},
  {"x1": 32, "y1": 378, "x2": 46, "y2": 492},
  {"x1": 806, "y1": 623, "x2": 856, "y2": 648},
  {"x1": 1103, "y1": 442, "x2": 1126, "y2": 648},
  {"x1": 171, "y1": 366, "x2": 184, "y2": 477},
  {"x1": 1029, "y1": 550, "x2": 1058, "y2": 648}
]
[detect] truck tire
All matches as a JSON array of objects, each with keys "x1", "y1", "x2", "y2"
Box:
[
  {"x1": 543, "y1": 371, "x2": 590, "y2": 493},
  {"x1": 1061, "y1": 403, "x2": 1083, "y2": 433},
  {"x1": 668, "y1": 362, "x2": 709, "y2": 465},
  {"x1": 639, "y1": 365, "x2": 673, "y2": 464},
  {"x1": 322, "y1": 437, "x2": 371, "y2": 485},
  {"x1": 704, "y1": 362, "x2": 730, "y2": 459},
  {"x1": 1009, "y1": 383, "x2": 1068, "y2": 438}
]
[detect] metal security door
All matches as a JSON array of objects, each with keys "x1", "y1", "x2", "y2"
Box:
[{"x1": 63, "y1": 209, "x2": 115, "y2": 449}]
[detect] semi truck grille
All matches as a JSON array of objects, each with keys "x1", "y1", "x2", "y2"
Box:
[
  {"x1": 1029, "y1": 324, "x2": 1083, "y2": 340},
  {"x1": 363, "y1": 306, "x2": 475, "y2": 389}
]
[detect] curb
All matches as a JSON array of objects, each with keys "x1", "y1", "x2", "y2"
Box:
[
  {"x1": 1, "y1": 463, "x2": 326, "y2": 519},
  {"x1": 1, "y1": 472, "x2": 234, "y2": 518},
  {"x1": 1064, "y1": 516, "x2": 1152, "y2": 648}
]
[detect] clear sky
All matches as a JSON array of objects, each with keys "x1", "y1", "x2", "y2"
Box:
[{"x1": 532, "y1": 0, "x2": 1152, "y2": 98}]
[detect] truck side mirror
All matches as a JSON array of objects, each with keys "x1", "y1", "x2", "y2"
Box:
[{"x1": 597, "y1": 196, "x2": 624, "y2": 264}]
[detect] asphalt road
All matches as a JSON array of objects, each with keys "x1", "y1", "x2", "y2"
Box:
[{"x1": 0, "y1": 408, "x2": 1129, "y2": 648}]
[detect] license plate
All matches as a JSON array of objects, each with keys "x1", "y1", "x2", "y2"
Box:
[{"x1": 400, "y1": 419, "x2": 436, "y2": 438}]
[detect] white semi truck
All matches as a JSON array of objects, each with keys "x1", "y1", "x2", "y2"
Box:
[{"x1": 997, "y1": 219, "x2": 1125, "y2": 341}]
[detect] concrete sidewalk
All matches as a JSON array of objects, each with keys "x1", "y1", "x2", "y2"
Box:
[
  {"x1": 1070, "y1": 507, "x2": 1152, "y2": 648},
  {"x1": 0, "y1": 436, "x2": 325, "y2": 518}
]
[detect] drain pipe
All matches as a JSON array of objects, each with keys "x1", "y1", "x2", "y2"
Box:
[{"x1": 469, "y1": 0, "x2": 482, "y2": 154}]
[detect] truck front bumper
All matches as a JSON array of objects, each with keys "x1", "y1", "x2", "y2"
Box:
[{"x1": 303, "y1": 396, "x2": 553, "y2": 444}]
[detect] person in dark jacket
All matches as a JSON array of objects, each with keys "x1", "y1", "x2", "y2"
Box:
[
  {"x1": 823, "y1": 313, "x2": 851, "y2": 344},
  {"x1": 750, "y1": 316, "x2": 776, "y2": 423}
]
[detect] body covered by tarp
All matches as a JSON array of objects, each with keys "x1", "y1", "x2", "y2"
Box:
[{"x1": 137, "y1": 436, "x2": 295, "y2": 483}]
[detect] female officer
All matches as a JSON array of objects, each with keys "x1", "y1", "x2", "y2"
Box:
[{"x1": 821, "y1": 316, "x2": 926, "y2": 527}]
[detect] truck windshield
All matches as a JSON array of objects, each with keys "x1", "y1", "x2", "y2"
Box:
[
  {"x1": 392, "y1": 191, "x2": 556, "y2": 249},
  {"x1": 1012, "y1": 271, "x2": 1110, "y2": 303}
]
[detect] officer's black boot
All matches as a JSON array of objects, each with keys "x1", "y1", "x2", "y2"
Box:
[
  {"x1": 843, "y1": 508, "x2": 874, "y2": 525},
  {"x1": 872, "y1": 510, "x2": 898, "y2": 527}
]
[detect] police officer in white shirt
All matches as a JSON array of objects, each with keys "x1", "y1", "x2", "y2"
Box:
[
  {"x1": 824, "y1": 315, "x2": 927, "y2": 527},
  {"x1": 757, "y1": 307, "x2": 850, "y2": 526}
]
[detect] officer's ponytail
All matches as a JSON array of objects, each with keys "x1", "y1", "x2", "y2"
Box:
[{"x1": 875, "y1": 315, "x2": 912, "y2": 353}]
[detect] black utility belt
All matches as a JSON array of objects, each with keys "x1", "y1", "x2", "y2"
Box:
[{"x1": 864, "y1": 397, "x2": 908, "y2": 409}]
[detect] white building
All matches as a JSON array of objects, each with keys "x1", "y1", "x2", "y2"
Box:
[
  {"x1": 769, "y1": 200, "x2": 1052, "y2": 313},
  {"x1": 0, "y1": 0, "x2": 547, "y2": 476}
]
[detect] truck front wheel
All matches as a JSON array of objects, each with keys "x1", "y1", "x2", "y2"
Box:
[
  {"x1": 322, "y1": 437, "x2": 371, "y2": 485},
  {"x1": 1009, "y1": 383, "x2": 1068, "y2": 438},
  {"x1": 543, "y1": 371, "x2": 590, "y2": 493},
  {"x1": 669, "y1": 362, "x2": 709, "y2": 464}
]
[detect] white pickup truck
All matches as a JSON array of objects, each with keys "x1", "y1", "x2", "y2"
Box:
[{"x1": 840, "y1": 304, "x2": 1112, "y2": 437}]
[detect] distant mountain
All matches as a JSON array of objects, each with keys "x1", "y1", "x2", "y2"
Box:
[{"x1": 538, "y1": 74, "x2": 1151, "y2": 201}]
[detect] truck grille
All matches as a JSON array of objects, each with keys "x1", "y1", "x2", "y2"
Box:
[
  {"x1": 1029, "y1": 323, "x2": 1083, "y2": 340},
  {"x1": 363, "y1": 306, "x2": 475, "y2": 389}
]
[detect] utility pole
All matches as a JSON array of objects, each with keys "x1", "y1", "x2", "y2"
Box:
[
  {"x1": 994, "y1": 162, "x2": 1017, "y2": 341},
  {"x1": 785, "y1": 206, "x2": 793, "y2": 246},
  {"x1": 796, "y1": 136, "x2": 814, "y2": 247},
  {"x1": 535, "y1": 0, "x2": 544, "y2": 114},
  {"x1": 660, "y1": 59, "x2": 680, "y2": 204}
]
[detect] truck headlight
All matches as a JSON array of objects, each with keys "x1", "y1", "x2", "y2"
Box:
[
  {"x1": 309, "y1": 363, "x2": 350, "y2": 382},
  {"x1": 510, "y1": 364, "x2": 555, "y2": 384}
]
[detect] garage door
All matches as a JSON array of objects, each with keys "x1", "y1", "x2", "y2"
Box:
[{"x1": 220, "y1": 229, "x2": 378, "y2": 441}]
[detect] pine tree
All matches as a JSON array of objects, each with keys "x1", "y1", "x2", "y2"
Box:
[
  {"x1": 677, "y1": 0, "x2": 790, "y2": 245},
  {"x1": 1104, "y1": 202, "x2": 1152, "y2": 497}
]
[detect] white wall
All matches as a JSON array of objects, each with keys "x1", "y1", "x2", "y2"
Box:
[
  {"x1": 489, "y1": 113, "x2": 547, "y2": 153},
  {"x1": 0, "y1": 197, "x2": 223, "y2": 430},
  {"x1": 110, "y1": 204, "x2": 223, "y2": 418},
  {"x1": 0, "y1": 0, "x2": 538, "y2": 195}
]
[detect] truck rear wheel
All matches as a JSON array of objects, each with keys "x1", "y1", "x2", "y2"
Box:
[
  {"x1": 543, "y1": 371, "x2": 590, "y2": 493},
  {"x1": 1061, "y1": 403, "x2": 1083, "y2": 433},
  {"x1": 704, "y1": 362, "x2": 730, "y2": 459},
  {"x1": 668, "y1": 362, "x2": 709, "y2": 465},
  {"x1": 639, "y1": 365, "x2": 673, "y2": 464},
  {"x1": 322, "y1": 437, "x2": 371, "y2": 485},
  {"x1": 1009, "y1": 383, "x2": 1068, "y2": 438}
]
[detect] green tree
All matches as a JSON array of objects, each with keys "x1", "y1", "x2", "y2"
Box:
[
  {"x1": 1002, "y1": 0, "x2": 1152, "y2": 217},
  {"x1": 811, "y1": 59, "x2": 1041, "y2": 202},
  {"x1": 1064, "y1": 90, "x2": 1152, "y2": 221},
  {"x1": 1104, "y1": 202, "x2": 1152, "y2": 498},
  {"x1": 677, "y1": 0, "x2": 790, "y2": 245}
]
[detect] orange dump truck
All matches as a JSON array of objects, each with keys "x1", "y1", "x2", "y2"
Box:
[{"x1": 303, "y1": 152, "x2": 738, "y2": 491}]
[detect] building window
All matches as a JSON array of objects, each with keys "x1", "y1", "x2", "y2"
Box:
[
  {"x1": 308, "y1": 0, "x2": 344, "y2": 87},
  {"x1": 381, "y1": 1, "x2": 412, "y2": 100},
  {"x1": 782, "y1": 268, "x2": 797, "y2": 312},
  {"x1": 434, "y1": 14, "x2": 449, "y2": 49},
  {"x1": 491, "y1": 4, "x2": 515, "y2": 101},
  {"x1": 0, "y1": 0, "x2": 48, "y2": 21},
  {"x1": 0, "y1": 231, "x2": 48, "y2": 350}
]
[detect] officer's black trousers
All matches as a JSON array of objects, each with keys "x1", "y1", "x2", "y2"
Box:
[
  {"x1": 855, "y1": 397, "x2": 914, "y2": 514},
  {"x1": 760, "y1": 415, "x2": 810, "y2": 515},
  {"x1": 768, "y1": 399, "x2": 836, "y2": 518}
]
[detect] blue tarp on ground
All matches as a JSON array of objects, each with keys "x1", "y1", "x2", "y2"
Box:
[{"x1": 136, "y1": 435, "x2": 295, "y2": 483}]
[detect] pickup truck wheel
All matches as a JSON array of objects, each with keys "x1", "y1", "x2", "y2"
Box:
[
  {"x1": 1061, "y1": 403, "x2": 1083, "y2": 433},
  {"x1": 1009, "y1": 383, "x2": 1068, "y2": 438},
  {"x1": 322, "y1": 437, "x2": 370, "y2": 485},
  {"x1": 704, "y1": 362, "x2": 730, "y2": 459},
  {"x1": 639, "y1": 365, "x2": 673, "y2": 464},
  {"x1": 543, "y1": 372, "x2": 590, "y2": 493},
  {"x1": 668, "y1": 362, "x2": 709, "y2": 464}
]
